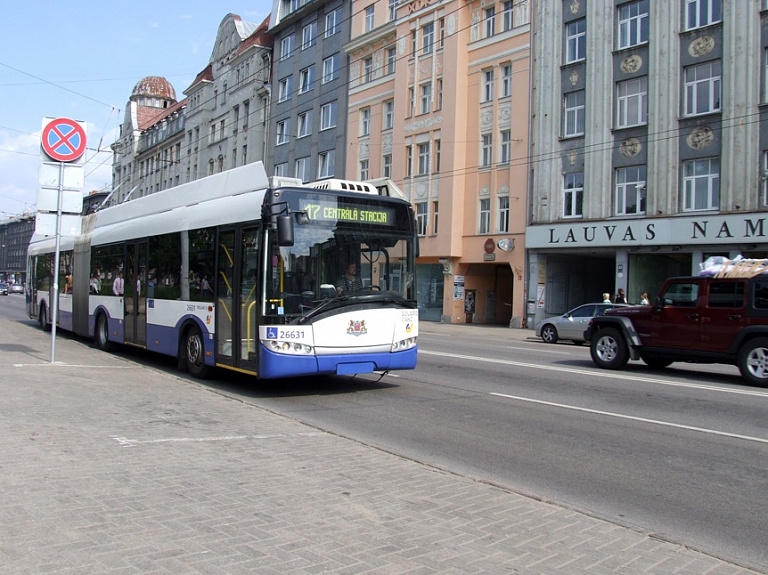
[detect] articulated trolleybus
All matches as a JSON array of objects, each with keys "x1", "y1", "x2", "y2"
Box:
[{"x1": 27, "y1": 162, "x2": 418, "y2": 379}]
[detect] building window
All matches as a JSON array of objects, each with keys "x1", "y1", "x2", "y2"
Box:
[
  {"x1": 503, "y1": 0, "x2": 514, "y2": 30},
  {"x1": 420, "y1": 82, "x2": 432, "y2": 114},
  {"x1": 280, "y1": 35, "x2": 294, "y2": 61},
  {"x1": 616, "y1": 166, "x2": 647, "y2": 215},
  {"x1": 411, "y1": 30, "x2": 417, "y2": 56},
  {"x1": 389, "y1": 0, "x2": 398, "y2": 21},
  {"x1": 514, "y1": 0, "x2": 530, "y2": 25},
  {"x1": 360, "y1": 108, "x2": 371, "y2": 136},
  {"x1": 278, "y1": 76, "x2": 292, "y2": 102},
  {"x1": 386, "y1": 46, "x2": 397, "y2": 75},
  {"x1": 302, "y1": 22, "x2": 317, "y2": 49},
  {"x1": 501, "y1": 64, "x2": 512, "y2": 98},
  {"x1": 383, "y1": 153, "x2": 392, "y2": 178},
  {"x1": 276, "y1": 119, "x2": 290, "y2": 145},
  {"x1": 479, "y1": 198, "x2": 491, "y2": 233},
  {"x1": 498, "y1": 196, "x2": 510, "y2": 233},
  {"x1": 320, "y1": 101, "x2": 337, "y2": 129},
  {"x1": 416, "y1": 202, "x2": 428, "y2": 236},
  {"x1": 616, "y1": 76, "x2": 648, "y2": 127},
  {"x1": 483, "y1": 69, "x2": 494, "y2": 102},
  {"x1": 405, "y1": 145, "x2": 413, "y2": 176},
  {"x1": 318, "y1": 150, "x2": 335, "y2": 178},
  {"x1": 685, "y1": 60, "x2": 721, "y2": 116},
  {"x1": 563, "y1": 173, "x2": 584, "y2": 218},
  {"x1": 482, "y1": 134, "x2": 493, "y2": 167},
  {"x1": 566, "y1": 18, "x2": 586, "y2": 63},
  {"x1": 434, "y1": 138, "x2": 441, "y2": 173},
  {"x1": 363, "y1": 57, "x2": 374, "y2": 83},
  {"x1": 326, "y1": 8, "x2": 340, "y2": 37},
  {"x1": 563, "y1": 90, "x2": 586, "y2": 136},
  {"x1": 617, "y1": 0, "x2": 649, "y2": 50},
  {"x1": 763, "y1": 151, "x2": 768, "y2": 206},
  {"x1": 500, "y1": 130, "x2": 511, "y2": 164},
  {"x1": 685, "y1": 0, "x2": 721, "y2": 31},
  {"x1": 359, "y1": 159, "x2": 369, "y2": 180},
  {"x1": 485, "y1": 7, "x2": 496, "y2": 38},
  {"x1": 323, "y1": 55, "x2": 338, "y2": 83},
  {"x1": 298, "y1": 65, "x2": 315, "y2": 93},
  {"x1": 422, "y1": 23, "x2": 435, "y2": 54},
  {"x1": 365, "y1": 5, "x2": 375, "y2": 32},
  {"x1": 436, "y1": 78, "x2": 443, "y2": 110},
  {"x1": 297, "y1": 111, "x2": 312, "y2": 138},
  {"x1": 274, "y1": 163, "x2": 287, "y2": 177},
  {"x1": 433, "y1": 201, "x2": 439, "y2": 234},
  {"x1": 408, "y1": 88, "x2": 415, "y2": 117},
  {"x1": 683, "y1": 158, "x2": 720, "y2": 211},
  {"x1": 383, "y1": 100, "x2": 394, "y2": 130},
  {"x1": 418, "y1": 142, "x2": 430, "y2": 175},
  {"x1": 295, "y1": 157, "x2": 310, "y2": 182}
]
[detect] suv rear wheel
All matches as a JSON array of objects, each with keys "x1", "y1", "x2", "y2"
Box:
[
  {"x1": 590, "y1": 327, "x2": 629, "y2": 370},
  {"x1": 737, "y1": 337, "x2": 768, "y2": 387}
]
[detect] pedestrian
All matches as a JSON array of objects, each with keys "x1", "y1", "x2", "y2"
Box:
[
  {"x1": 640, "y1": 292, "x2": 650, "y2": 305},
  {"x1": 602, "y1": 292, "x2": 611, "y2": 303},
  {"x1": 614, "y1": 288, "x2": 627, "y2": 304},
  {"x1": 112, "y1": 271, "x2": 124, "y2": 296}
]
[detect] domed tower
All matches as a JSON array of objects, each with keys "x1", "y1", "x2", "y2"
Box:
[{"x1": 130, "y1": 76, "x2": 177, "y2": 126}]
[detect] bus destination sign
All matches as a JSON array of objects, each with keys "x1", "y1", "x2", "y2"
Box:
[{"x1": 301, "y1": 200, "x2": 394, "y2": 226}]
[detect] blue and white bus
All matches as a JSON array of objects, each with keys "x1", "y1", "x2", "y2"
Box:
[{"x1": 27, "y1": 162, "x2": 418, "y2": 379}]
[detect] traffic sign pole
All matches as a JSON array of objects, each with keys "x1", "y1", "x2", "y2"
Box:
[{"x1": 50, "y1": 161, "x2": 63, "y2": 364}]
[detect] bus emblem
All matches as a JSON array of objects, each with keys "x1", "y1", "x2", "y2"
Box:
[{"x1": 347, "y1": 320, "x2": 367, "y2": 335}]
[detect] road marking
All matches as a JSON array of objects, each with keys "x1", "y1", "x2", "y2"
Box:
[
  {"x1": 506, "y1": 345, "x2": 572, "y2": 355},
  {"x1": 490, "y1": 392, "x2": 768, "y2": 445},
  {"x1": 419, "y1": 350, "x2": 768, "y2": 398},
  {"x1": 13, "y1": 363, "x2": 135, "y2": 368},
  {"x1": 111, "y1": 431, "x2": 326, "y2": 448}
]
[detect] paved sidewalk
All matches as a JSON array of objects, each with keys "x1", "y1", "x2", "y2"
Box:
[{"x1": 0, "y1": 316, "x2": 761, "y2": 574}]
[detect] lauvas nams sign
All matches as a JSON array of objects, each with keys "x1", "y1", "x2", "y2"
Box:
[{"x1": 525, "y1": 214, "x2": 768, "y2": 249}]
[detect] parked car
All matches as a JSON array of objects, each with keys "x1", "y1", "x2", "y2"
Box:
[
  {"x1": 0, "y1": 282, "x2": 7, "y2": 296},
  {"x1": 536, "y1": 303, "x2": 628, "y2": 345},
  {"x1": 9, "y1": 283, "x2": 24, "y2": 294}
]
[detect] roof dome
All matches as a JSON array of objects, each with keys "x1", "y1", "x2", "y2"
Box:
[{"x1": 131, "y1": 76, "x2": 176, "y2": 101}]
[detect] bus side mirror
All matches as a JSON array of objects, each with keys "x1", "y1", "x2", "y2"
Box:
[{"x1": 277, "y1": 214, "x2": 294, "y2": 246}]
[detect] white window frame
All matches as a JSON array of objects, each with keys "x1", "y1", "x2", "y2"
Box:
[
  {"x1": 501, "y1": 64, "x2": 512, "y2": 98},
  {"x1": 422, "y1": 23, "x2": 435, "y2": 54},
  {"x1": 297, "y1": 111, "x2": 312, "y2": 138},
  {"x1": 278, "y1": 77, "x2": 292, "y2": 102},
  {"x1": 276, "y1": 119, "x2": 290, "y2": 145},
  {"x1": 388, "y1": 0, "x2": 398, "y2": 21},
  {"x1": 386, "y1": 47, "x2": 397, "y2": 75},
  {"x1": 274, "y1": 163, "x2": 288, "y2": 177},
  {"x1": 566, "y1": 18, "x2": 586, "y2": 63},
  {"x1": 485, "y1": 7, "x2": 496, "y2": 38},
  {"x1": 325, "y1": 9, "x2": 340, "y2": 37},
  {"x1": 417, "y1": 142, "x2": 430, "y2": 175},
  {"x1": 617, "y1": 0, "x2": 649, "y2": 50},
  {"x1": 684, "y1": 60, "x2": 721, "y2": 116},
  {"x1": 302, "y1": 22, "x2": 317, "y2": 49},
  {"x1": 498, "y1": 196, "x2": 510, "y2": 233},
  {"x1": 683, "y1": 158, "x2": 720, "y2": 211},
  {"x1": 563, "y1": 90, "x2": 586, "y2": 137},
  {"x1": 433, "y1": 200, "x2": 439, "y2": 235},
  {"x1": 420, "y1": 82, "x2": 432, "y2": 114},
  {"x1": 563, "y1": 173, "x2": 584, "y2": 218},
  {"x1": 483, "y1": 69, "x2": 494, "y2": 102},
  {"x1": 295, "y1": 157, "x2": 310, "y2": 182},
  {"x1": 363, "y1": 57, "x2": 374, "y2": 83},
  {"x1": 322, "y1": 55, "x2": 338, "y2": 84},
  {"x1": 359, "y1": 159, "x2": 369, "y2": 180},
  {"x1": 383, "y1": 153, "x2": 392, "y2": 178},
  {"x1": 383, "y1": 100, "x2": 394, "y2": 130},
  {"x1": 500, "y1": 130, "x2": 511, "y2": 164},
  {"x1": 416, "y1": 202, "x2": 428, "y2": 236},
  {"x1": 481, "y1": 134, "x2": 493, "y2": 167},
  {"x1": 360, "y1": 108, "x2": 371, "y2": 136},
  {"x1": 318, "y1": 150, "x2": 335, "y2": 179},
  {"x1": 365, "y1": 5, "x2": 375, "y2": 32},
  {"x1": 503, "y1": 0, "x2": 514, "y2": 31},
  {"x1": 479, "y1": 198, "x2": 491, "y2": 234},
  {"x1": 280, "y1": 35, "x2": 294, "y2": 61},
  {"x1": 298, "y1": 65, "x2": 314, "y2": 94},
  {"x1": 615, "y1": 165, "x2": 647, "y2": 215},
  {"x1": 320, "y1": 101, "x2": 337, "y2": 130},
  {"x1": 616, "y1": 76, "x2": 648, "y2": 128},
  {"x1": 684, "y1": 0, "x2": 721, "y2": 31}
]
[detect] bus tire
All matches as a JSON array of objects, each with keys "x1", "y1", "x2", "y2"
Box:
[
  {"x1": 94, "y1": 312, "x2": 114, "y2": 352},
  {"x1": 39, "y1": 303, "x2": 51, "y2": 332},
  {"x1": 184, "y1": 324, "x2": 212, "y2": 379}
]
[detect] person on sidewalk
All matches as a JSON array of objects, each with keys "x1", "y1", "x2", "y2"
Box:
[{"x1": 614, "y1": 288, "x2": 627, "y2": 304}]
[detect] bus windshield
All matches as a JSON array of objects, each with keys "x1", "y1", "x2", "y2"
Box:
[{"x1": 263, "y1": 190, "x2": 416, "y2": 322}]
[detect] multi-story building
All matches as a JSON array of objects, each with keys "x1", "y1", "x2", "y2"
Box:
[
  {"x1": 0, "y1": 215, "x2": 35, "y2": 285},
  {"x1": 111, "y1": 14, "x2": 272, "y2": 203},
  {"x1": 267, "y1": 0, "x2": 351, "y2": 183},
  {"x1": 526, "y1": 0, "x2": 766, "y2": 328},
  {"x1": 345, "y1": 0, "x2": 531, "y2": 325}
]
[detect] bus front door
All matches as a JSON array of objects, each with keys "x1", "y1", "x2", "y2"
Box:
[
  {"x1": 215, "y1": 227, "x2": 259, "y2": 373},
  {"x1": 124, "y1": 241, "x2": 147, "y2": 347}
]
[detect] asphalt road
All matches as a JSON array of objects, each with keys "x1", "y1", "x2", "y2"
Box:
[{"x1": 4, "y1": 295, "x2": 766, "y2": 572}]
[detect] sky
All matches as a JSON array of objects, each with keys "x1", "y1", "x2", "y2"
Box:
[{"x1": 0, "y1": 1, "x2": 272, "y2": 220}]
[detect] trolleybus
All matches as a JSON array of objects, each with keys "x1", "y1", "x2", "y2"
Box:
[{"x1": 27, "y1": 162, "x2": 418, "y2": 379}]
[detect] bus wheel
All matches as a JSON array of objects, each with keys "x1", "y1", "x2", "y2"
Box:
[
  {"x1": 184, "y1": 324, "x2": 212, "y2": 379},
  {"x1": 94, "y1": 313, "x2": 114, "y2": 352},
  {"x1": 39, "y1": 303, "x2": 51, "y2": 332}
]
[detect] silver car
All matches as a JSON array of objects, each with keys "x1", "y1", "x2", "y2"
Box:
[{"x1": 535, "y1": 303, "x2": 628, "y2": 345}]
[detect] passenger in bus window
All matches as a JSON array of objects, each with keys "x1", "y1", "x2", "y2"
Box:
[{"x1": 113, "y1": 271, "x2": 124, "y2": 296}]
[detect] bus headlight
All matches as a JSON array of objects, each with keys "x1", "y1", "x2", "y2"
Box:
[
  {"x1": 267, "y1": 339, "x2": 313, "y2": 355},
  {"x1": 392, "y1": 336, "x2": 417, "y2": 351}
]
